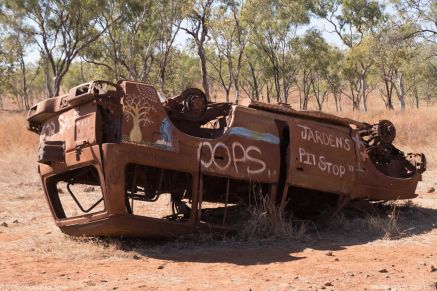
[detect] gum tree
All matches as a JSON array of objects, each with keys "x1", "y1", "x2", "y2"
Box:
[
  {"x1": 244, "y1": 0, "x2": 311, "y2": 103},
  {"x1": 1, "y1": 0, "x2": 116, "y2": 97},
  {"x1": 179, "y1": 0, "x2": 215, "y2": 99},
  {"x1": 315, "y1": 0, "x2": 383, "y2": 111}
]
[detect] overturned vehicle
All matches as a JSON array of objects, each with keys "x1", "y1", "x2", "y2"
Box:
[{"x1": 27, "y1": 80, "x2": 426, "y2": 238}]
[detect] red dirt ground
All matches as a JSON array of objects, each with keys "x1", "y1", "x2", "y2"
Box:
[{"x1": 0, "y1": 181, "x2": 435, "y2": 290}]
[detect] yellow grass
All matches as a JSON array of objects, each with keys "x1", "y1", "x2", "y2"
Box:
[
  {"x1": 0, "y1": 111, "x2": 38, "y2": 152},
  {"x1": 0, "y1": 112, "x2": 39, "y2": 185}
]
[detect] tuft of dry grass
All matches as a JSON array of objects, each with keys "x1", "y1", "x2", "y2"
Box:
[
  {"x1": 366, "y1": 204, "x2": 401, "y2": 239},
  {"x1": 238, "y1": 193, "x2": 309, "y2": 240}
]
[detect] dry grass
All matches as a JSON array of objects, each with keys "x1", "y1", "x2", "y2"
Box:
[
  {"x1": 238, "y1": 193, "x2": 309, "y2": 240},
  {"x1": 238, "y1": 193, "x2": 423, "y2": 242},
  {"x1": 363, "y1": 203, "x2": 402, "y2": 239},
  {"x1": 0, "y1": 112, "x2": 39, "y2": 185},
  {"x1": 366, "y1": 208, "x2": 401, "y2": 239},
  {"x1": 323, "y1": 199, "x2": 436, "y2": 241},
  {"x1": 0, "y1": 112, "x2": 38, "y2": 151}
]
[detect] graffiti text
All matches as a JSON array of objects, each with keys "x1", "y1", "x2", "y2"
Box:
[
  {"x1": 298, "y1": 147, "x2": 348, "y2": 178},
  {"x1": 198, "y1": 142, "x2": 266, "y2": 175},
  {"x1": 297, "y1": 124, "x2": 352, "y2": 151}
]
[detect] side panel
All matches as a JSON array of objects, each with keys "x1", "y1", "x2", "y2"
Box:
[
  {"x1": 118, "y1": 81, "x2": 281, "y2": 184},
  {"x1": 289, "y1": 118, "x2": 356, "y2": 195},
  {"x1": 40, "y1": 102, "x2": 98, "y2": 153},
  {"x1": 198, "y1": 107, "x2": 281, "y2": 183},
  {"x1": 120, "y1": 81, "x2": 179, "y2": 152},
  {"x1": 350, "y1": 129, "x2": 420, "y2": 200}
]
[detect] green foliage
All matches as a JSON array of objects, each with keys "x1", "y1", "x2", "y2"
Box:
[
  {"x1": 1, "y1": 0, "x2": 115, "y2": 97},
  {"x1": 166, "y1": 50, "x2": 201, "y2": 95},
  {"x1": 315, "y1": 0, "x2": 383, "y2": 47},
  {"x1": 0, "y1": 0, "x2": 435, "y2": 111},
  {"x1": 243, "y1": 0, "x2": 312, "y2": 102}
]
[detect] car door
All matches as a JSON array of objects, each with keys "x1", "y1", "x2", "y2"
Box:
[{"x1": 288, "y1": 118, "x2": 356, "y2": 195}]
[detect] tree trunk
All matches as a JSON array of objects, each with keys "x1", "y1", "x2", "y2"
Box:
[
  {"x1": 282, "y1": 81, "x2": 289, "y2": 104},
  {"x1": 141, "y1": 54, "x2": 154, "y2": 82},
  {"x1": 414, "y1": 86, "x2": 419, "y2": 109},
  {"x1": 159, "y1": 39, "x2": 175, "y2": 95},
  {"x1": 54, "y1": 76, "x2": 61, "y2": 97},
  {"x1": 43, "y1": 59, "x2": 54, "y2": 98},
  {"x1": 274, "y1": 72, "x2": 281, "y2": 103},
  {"x1": 80, "y1": 60, "x2": 86, "y2": 83},
  {"x1": 233, "y1": 61, "x2": 242, "y2": 105},
  {"x1": 248, "y1": 61, "x2": 259, "y2": 101},
  {"x1": 198, "y1": 45, "x2": 210, "y2": 100},
  {"x1": 302, "y1": 77, "x2": 311, "y2": 110},
  {"x1": 312, "y1": 82, "x2": 324, "y2": 111},
  {"x1": 159, "y1": 68, "x2": 166, "y2": 95},
  {"x1": 397, "y1": 73, "x2": 405, "y2": 111},
  {"x1": 350, "y1": 87, "x2": 359, "y2": 112},
  {"x1": 384, "y1": 79, "x2": 394, "y2": 110},
  {"x1": 335, "y1": 92, "x2": 343, "y2": 112},
  {"x1": 113, "y1": 57, "x2": 120, "y2": 81},
  {"x1": 298, "y1": 85, "x2": 302, "y2": 109},
  {"x1": 266, "y1": 82, "x2": 271, "y2": 104},
  {"x1": 234, "y1": 80, "x2": 240, "y2": 105},
  {"x1": 331, "y1": 86, "x2": 341, "y2": 112},
  {"x1": 0, "y1": 95, "x2": 3, "y2": 111},
  {"x1": 360, "y1": 73, "x2": 367, "y2": 112},
  {"x1": 19, "y1": 56, "x2": 30, "y2": 110}
]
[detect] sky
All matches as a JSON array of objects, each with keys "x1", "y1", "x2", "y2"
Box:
[
  {"x1": 172, "y1": 0, "x2": 397, "y2": 51},
  {"x1": 25, "y1": 1, "x2": 398, "y2": 64},
  {"x1": 172, "y1": 16, "x2": 347, "y2": 50},
  {"x1": 24, "y1": 14, "x2": 347, "y2": 64}
]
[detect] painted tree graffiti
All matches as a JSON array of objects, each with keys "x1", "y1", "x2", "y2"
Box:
[{"x1": 123, "y1": 88, "x2": 156, "y2": 143}]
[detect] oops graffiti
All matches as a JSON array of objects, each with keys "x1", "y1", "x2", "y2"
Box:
[{"x1": 198, "y1": 141, "x2": 266, "y2": 175}]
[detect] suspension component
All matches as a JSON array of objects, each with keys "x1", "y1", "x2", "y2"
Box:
[{"x1": 359, "y1": 119, "x2": 396, "y2": 146}]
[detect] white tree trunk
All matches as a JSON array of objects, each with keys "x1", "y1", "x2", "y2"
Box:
[
  {"x1": 360, "y1": 73, "x2": 367, "y2": 112},
  {"x1": 397, "y1": 73, "x2": 405, "y2": 111}
]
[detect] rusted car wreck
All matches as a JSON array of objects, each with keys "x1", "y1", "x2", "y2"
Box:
[{"x1": 27, "y1": 80, "x2": 426, "y2": 238}]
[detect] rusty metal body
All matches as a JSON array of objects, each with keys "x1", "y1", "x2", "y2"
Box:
[{"x1": 27, "y1": 80, "x2": 426, "y2": 238}]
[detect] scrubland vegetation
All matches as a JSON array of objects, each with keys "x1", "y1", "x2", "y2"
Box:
[
  {"x1": 0, "y1": 0, "x2": 435, "y2": 113},
  {"x1": 0, "y1": 0, "x2": 436, "y2": 289}
]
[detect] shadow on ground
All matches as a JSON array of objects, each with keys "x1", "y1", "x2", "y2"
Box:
[{"x1": 85, "y1": 201, "x2": 437, "y2": 266}]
